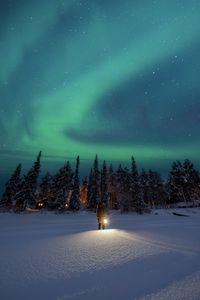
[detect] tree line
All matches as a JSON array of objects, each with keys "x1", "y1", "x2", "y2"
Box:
[{"x1": 0, "y1": 152, "x2": 200, "y2": 213}]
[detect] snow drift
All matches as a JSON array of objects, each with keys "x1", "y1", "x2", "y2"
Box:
[{"x1": 0, "y1": 210, "x2": 200, "y2": 299}]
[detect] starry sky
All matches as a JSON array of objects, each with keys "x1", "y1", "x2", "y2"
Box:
[{"x1": 0, "y1": 0, "x2": 200, "y2": 183}]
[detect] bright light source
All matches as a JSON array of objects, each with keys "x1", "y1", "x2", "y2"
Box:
[
  {"x1": 103, "y1": 218, "x2": 108, "y2": 225},
  {"x1": 65, "y1": 203, "x2": 68, "y2": 208}
]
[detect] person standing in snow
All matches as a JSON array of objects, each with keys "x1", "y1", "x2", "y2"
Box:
[{"x1": 96, "y1": 201, "x2": 106, "y2": 230}]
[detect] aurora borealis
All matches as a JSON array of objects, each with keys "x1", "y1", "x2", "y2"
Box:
[{"x1": 0, "y1": 0, "x2": 200, "y2": 182}]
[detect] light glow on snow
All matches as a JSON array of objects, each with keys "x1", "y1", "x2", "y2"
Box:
[
  {"x1": 0, "y1": 211, "x2": 200, "y2": 299},
  {"x1": 98, "y1": 229, "x2": 116, "y2": 234}
]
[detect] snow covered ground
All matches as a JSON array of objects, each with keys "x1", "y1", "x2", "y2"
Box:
[{"x1": 0, "y1": 209, "x2": 200, "y2": 300}]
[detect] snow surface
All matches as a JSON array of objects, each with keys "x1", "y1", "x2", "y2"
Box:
[{"x1": 0, "y1": 209, "x2": 200, "y2": 300}]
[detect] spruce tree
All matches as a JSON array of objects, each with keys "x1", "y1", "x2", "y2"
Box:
[
  {"x1": 148, "y1": 169, "x2": 156, "y2": 208},
  {"x1": 167, "y1": 161, "x2": 185, "y2": 205},
  {"x1": 148, "y1": 170, "x2": 167, "y2": 208},
  {"x1": 15, "y1": 151, "x2": 42, "y2": 210},
  {"x1": 154, "y1": 172, "x2": 168, "y2": 208},
  {"x1": 116, "y1": 165, "x2": 132, "y2": 212},
  {"x1": 140, "y1": 168, "x2": 149, "y2": 206},
  {"x1": 88, "y1": 155, "x2": 100, "y2": 210},
  {"x1": 130, "y1": 157, "x2": 144, "y2": 213},
  {"x1": 52, "y1": 161, "x2": 73, "y2": 210},
  {"x1": 107, "y1": 164, "x2": 118, "y2": 209},
  {"x1": 69, "y1": 156, "x2": 80, "y2": 211},
  {"x1": 182, "y1": 159, "x2": 200, "y2": 203},
  {"x1": 0, "y1": 164, "x2": 22, "y2": 211},
  {"x1": 100, "y1": 160, "x2": 108, "y2": 208},
  {"x1": 38, "y1": 172, "x2": 52, "y2": 208},
  {"x1": 56, "y1": 166, "x2": 68, "y2": 210},
  {"x1": 87, "y1": 168, "x2": 93, "y2": 209}
]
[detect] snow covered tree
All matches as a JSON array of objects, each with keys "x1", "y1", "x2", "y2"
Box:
[
  {"x1": 38, "y1": 172, "x2": 52, "y2": 208},
  {"x1": 107, "y1": 164, "x2": 118, "y2": 209},
  {"x1": 15, "y1": 151, "x2": 42, "y2": 210},
  {"x1": 87, "y1": 168, "x2": 93, "y2": 209},
  {"x1": 168, "y1": 161, "x2": 186, "y2": 205},
  {"x1": 116, "y1": 165, "x2": 132, "y2": 212},
  {"x1": 130, "y1": 157, "x2": 144, "y2": 214},
  {"x1": 167, "y1": 159, "x2": 200, "y2": 206},
  {"x1": 182, "y1": 159, "x2": 200, "y2": 202},
  {"x1": 148, "y1": 170, "x2": 167, "y2": 208},
  {"x1": 140, "y1": 168, "x2": 150, "y2": 206},
  {"x1": 51, "y1": 161, "x2": 73, "y2": 210},
  {"x1": 69, "y1": 156, "x2": 80, "y2": 211},
  {"x1": 100, "y1": 160, "x2": 108, "y2": 208},
  {"x1": 154, "y1": 173, "x2": 168, "y2": 207},
  {"x1": 87, "y1": 155, "x2": 100, "y2": 210},
  {"x1": 0, "y1": 163, "x2": 22, "y2": 211}
]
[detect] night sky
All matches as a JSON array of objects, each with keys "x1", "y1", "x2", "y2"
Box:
[{"x1": 0, "y1": 0, "x2": 200, "y2": 183}]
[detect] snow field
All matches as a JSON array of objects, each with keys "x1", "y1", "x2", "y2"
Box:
[{"x1": 0, "y1": 210, "x2": 200, "y2": 299}]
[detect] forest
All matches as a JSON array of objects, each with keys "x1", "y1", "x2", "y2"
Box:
[{"x1": 0, "y1": 151, "x2": 200, "y2": 213}]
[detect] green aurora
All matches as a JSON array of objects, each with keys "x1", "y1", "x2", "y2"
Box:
[{"x1": 0, "y1": 0, "x2": 200, "y2": 181}]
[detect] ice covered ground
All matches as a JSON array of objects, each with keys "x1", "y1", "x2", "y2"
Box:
[{"x1": 0, "y1": 209, "x2": 200, "y2": 300}]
